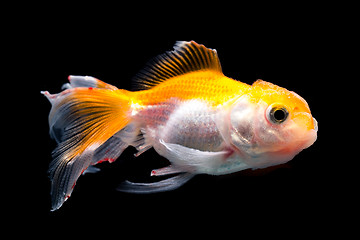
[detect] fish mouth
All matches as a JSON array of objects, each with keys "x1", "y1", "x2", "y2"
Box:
[
  {"x1": 294, "y1": 117, "x2": 318, "y2": 150},
  {"x1": 313, "y1": 117, "x2": 318, "y2": 131},
  {"x1": 302, "y1": 119, "x2": 318, "y2": 149}
]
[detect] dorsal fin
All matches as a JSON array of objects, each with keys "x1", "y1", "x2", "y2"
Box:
[{"x1": 133, "y1": 41, "x2": 223, "y2": 90}]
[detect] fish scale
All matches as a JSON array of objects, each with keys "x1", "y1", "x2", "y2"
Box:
[
  {"x1": 160, "y1": 100, "x2": 223, "y2": 152},
  {"x1": 134, "y1": 72, "x2": 249, "y2": 107}
]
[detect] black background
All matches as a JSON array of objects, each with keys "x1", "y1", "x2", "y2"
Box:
[{"x1": 16, "y1": 3, "x2": 353, "y2": 236}]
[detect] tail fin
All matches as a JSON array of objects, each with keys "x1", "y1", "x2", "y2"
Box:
[{"x1": 42, "y1": 76, "x2": 135, "y2": 211}]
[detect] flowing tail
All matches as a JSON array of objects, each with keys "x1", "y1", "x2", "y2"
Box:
[{"x1": 42, "y1": 76, "x2": 138, "y2": 211}]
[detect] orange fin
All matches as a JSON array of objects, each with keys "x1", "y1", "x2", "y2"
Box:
[
  {"x1": 133, "y1": 41, "x2": 223, "y2": 90},
  {"x1": 42, "y1": 79, "x2": 134, "y2": 210}
]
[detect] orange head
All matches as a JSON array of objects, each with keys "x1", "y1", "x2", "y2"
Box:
[{"x1": 228, "y1": 80, "x2": 318, "y2": 168}]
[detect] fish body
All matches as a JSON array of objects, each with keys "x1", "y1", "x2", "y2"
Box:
[{"x1": 42, "y1": 41, "x2": 318, "y2": 210}]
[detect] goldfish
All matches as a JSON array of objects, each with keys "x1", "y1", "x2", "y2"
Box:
[{"x1": 42, "y1": 41, "x2": 318, "y2": 211}]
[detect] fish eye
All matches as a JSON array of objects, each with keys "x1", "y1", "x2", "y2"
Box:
[{"x1": 267, "y1": 105, "x2": 289, "y2": 124}]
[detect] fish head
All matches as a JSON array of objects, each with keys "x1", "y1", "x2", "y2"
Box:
[{"x1": 228, "y1": 80, "x2": 317, "y2": 168}]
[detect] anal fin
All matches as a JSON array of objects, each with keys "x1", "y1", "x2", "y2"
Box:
[
  {"x1": 150, "y1": 165, "x2": 184, "y2": 176},
  {"x1": 82, "y1": 166, "x2": 100, "y2": 175}
]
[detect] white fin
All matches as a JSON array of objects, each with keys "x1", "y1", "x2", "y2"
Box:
[
  {"x1": 150, "y1": 165, "x2": 184, "y2": 176},
  {"x1": 117, "y1": 173, "x2": 195, "y2": 194},
  {"x1": 159, "y1": 139, "x2": 229, "y2": 174},
  {"x1": 82, "y1": 166, "x2": 100, "y2": 175},
  {"x1": 67, "y1": 75, "x2": 118, "y2": 90}
]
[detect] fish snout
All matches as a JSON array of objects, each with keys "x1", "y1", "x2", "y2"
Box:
[
  {"x1": 313, "y1": 117, "x2": 318, "y2": 131},
  {"x1": 301, "y1": 117, "x2": 317, "y2": 150}
]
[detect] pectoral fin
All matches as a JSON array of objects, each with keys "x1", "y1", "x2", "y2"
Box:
[{"x1": 158, "y1": 139, "x2": 228, "y2": 174}]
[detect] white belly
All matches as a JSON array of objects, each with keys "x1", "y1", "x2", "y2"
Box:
[{"x1": 159, "y1": 100, "x2": 223, "y2": 151}]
